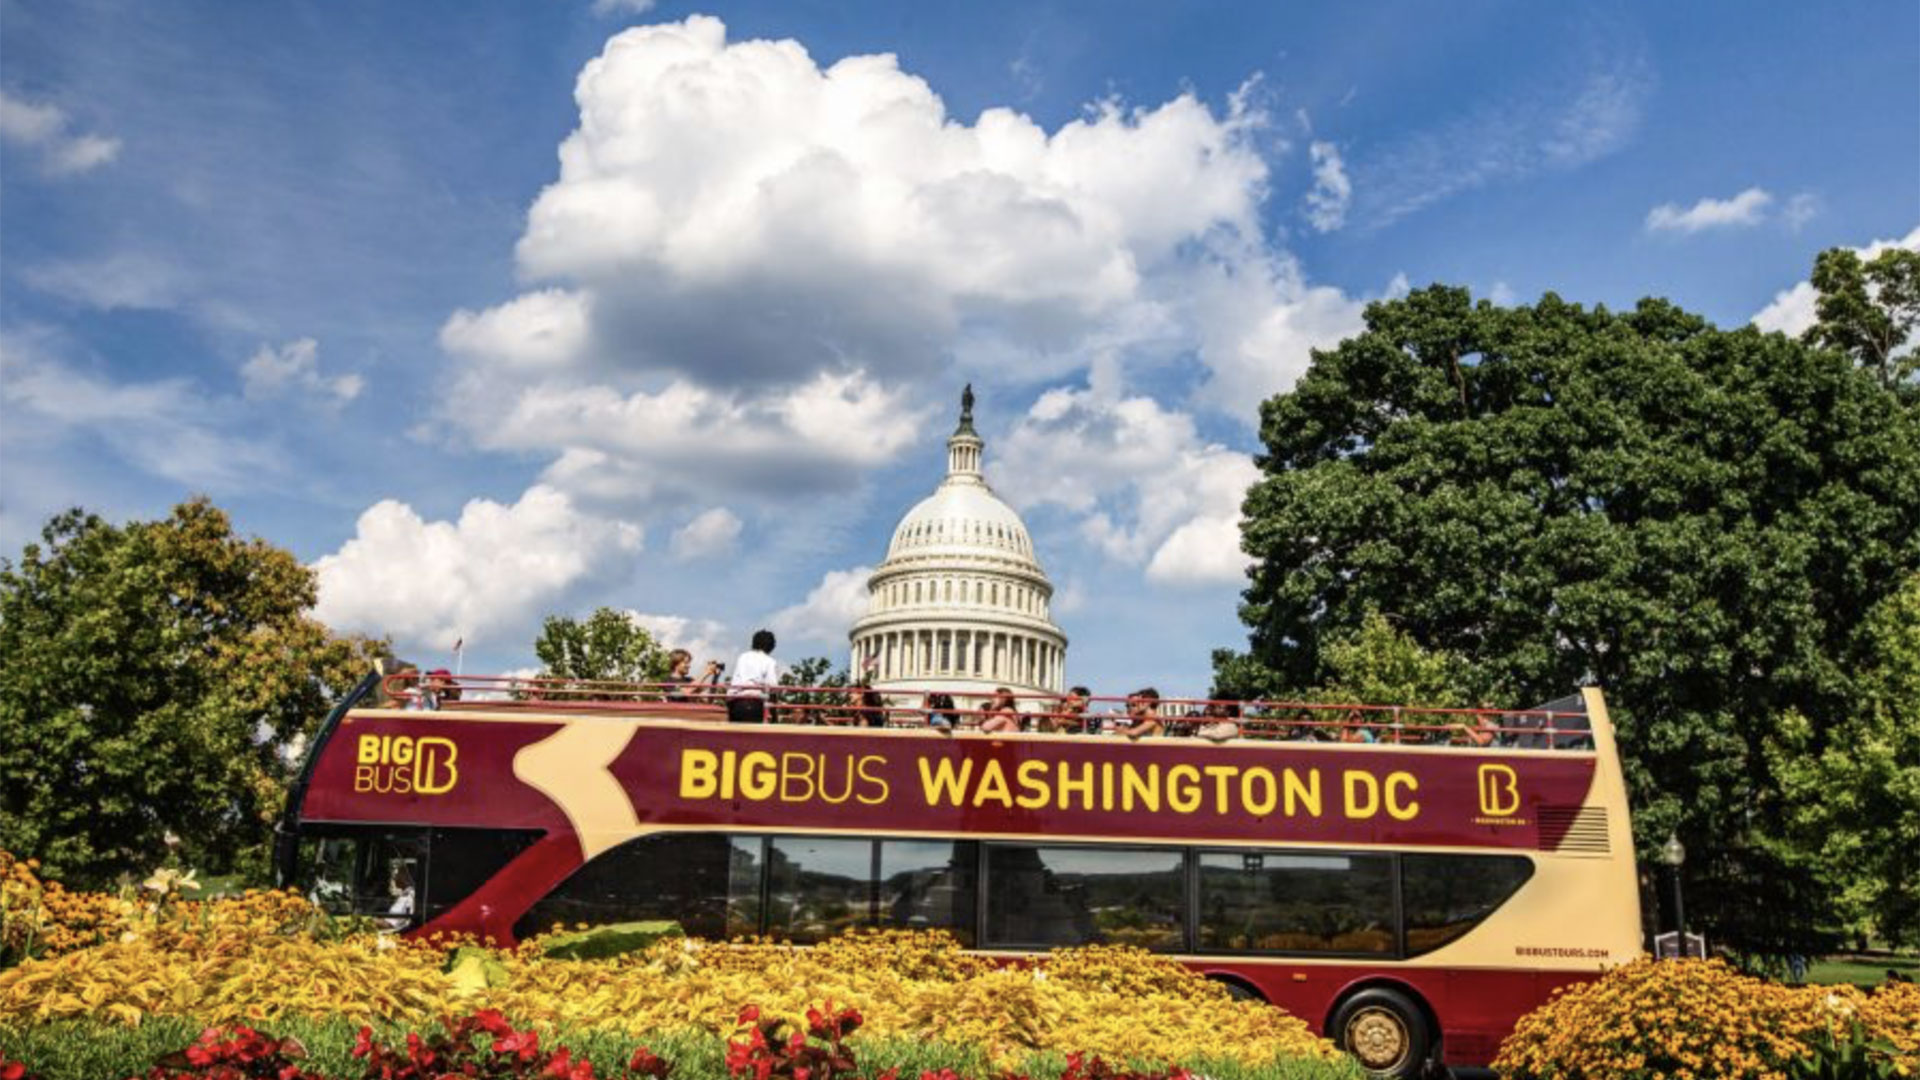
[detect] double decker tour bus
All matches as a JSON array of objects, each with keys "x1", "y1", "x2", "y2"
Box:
[{"x1": 277, "y1": 676, "x2": 1641, "y2": 1078}]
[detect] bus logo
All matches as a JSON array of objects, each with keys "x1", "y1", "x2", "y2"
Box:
[
  {"x1": 355, "y1": 734, "x2": 459, "y2": 795},
  {"x1": 1477, "y1": 764, "x2": 1520, "y2": 817}
]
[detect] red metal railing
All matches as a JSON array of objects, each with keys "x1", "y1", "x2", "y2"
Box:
[{"x1": 373, "y1": 673, "x2": 1593, "y2": 749}]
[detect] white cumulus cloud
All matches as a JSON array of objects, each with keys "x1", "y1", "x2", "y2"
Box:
[
  {"x1": 767, "y1": 565, "x2": 873, "y2": 654},
  {"x1": 996, "y1": 369, "x2": 1259, "y2": 587},
  {"x1": 240, "y1": 338, "x2": 363, "y2": 405},
  {"x1": 1752, "y1": 224, "x2": 1920, "y2": 336},
  {"x1": 1303, "y1": 141, "x2": 1351, "y2": 232},
  {"x1": 671, "y1": 507, "x2": 743, "y2": 560},
  {"x1": 1645, "y1": 187, "x2": 1773, "y2": 234},
  {"x1": 625, "y1": 611, "x2": 731, "y2": 665},
  {"x1": 312, "y1": 485, "x2": 643, "y2": 651},
  {"x1": 0, "y1": 91, "x2": 120, "y2": 176}
]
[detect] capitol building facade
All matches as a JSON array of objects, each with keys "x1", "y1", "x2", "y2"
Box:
[{"x1": 849, "y1": 390, "x2": 1068, "y2": 698}]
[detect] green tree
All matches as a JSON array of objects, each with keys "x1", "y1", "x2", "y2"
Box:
[
  {"x1": 0, "y1": 499, "x2": 387, "y2": 887},
  {"x1": 531, "y1": 607, "x2": 671, "y2": 685},
  {"x1": 1767, "y1": 573, "x2": 1920, "y2": 948},
  {"x1": 1219, "y1": 282, "x2": 1920, "y2": 952},
  {"x1": 1315, "y1": 612, "x2": 1477, "y2": 708},
  {"x1": 1804, "y1": 245, "x2": 1920, "y2": 392},
  {"x1": 775, "y1": 657, "x2": 850, "y2": 722}
]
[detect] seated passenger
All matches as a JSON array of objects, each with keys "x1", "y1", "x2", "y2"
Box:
[
  {"x1": 924, "y1": 692, "x2": 958, "y2": 731},
  {"x1": 1119, "y1": 688, "x2": 1163, "y2": 739},
  {"x1": 979, "y1": 687, "x2": 1021, "y2": 734},
  {"x1": 1048, "y1": 686, "x2": 1091, "y2": 733},
  {"x1": 856, "y1": 687, "x2": 887, "y2": 728},
  {"x1": 1452, "y1": 713, "x2": 1502, "y2": 747},
  {"x1": 1197, "y1": 698, "x2": 1241, "y2": 742},
  {"x1": 663, "y1": 649, "x2": 695, "y2": 700}
]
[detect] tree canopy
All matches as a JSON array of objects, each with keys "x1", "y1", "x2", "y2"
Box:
[
  {"x1": 532, "y1": 607, "x2": 671, "y2": 685},
  {"x1": 0, "y1": 499, "x2": 386, "y2": 887},
  {"x1": 1217, "y1": 275, "x2": 1920, "y2": 951}
]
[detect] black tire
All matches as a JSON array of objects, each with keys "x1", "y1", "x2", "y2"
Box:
[
  {"x1": 1329, "y1": 986, "x2": 1434, "y2": 1079},
  {"x1": 1206, "y1": 974, "x2": 1264, "y2": 1002}
]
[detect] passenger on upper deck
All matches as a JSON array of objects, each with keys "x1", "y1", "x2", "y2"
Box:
[
  {"x1": 1118, "y1": 688, "x2": 1163, "y2": 740},
  {"x1": 727, "y1": 630, "x2": 779, "y2": 724},
  {"x1": 924, "y1": 692, "x2": 958, "y2": 731},
  {"x1": 1197, "y1": 698, "x2": 1241, "y2": 742},
  {"x1": 663, "y1": 649, "x2": 694, "y2": 699},
  {"x1": 1045, "y1": 686, "x2": 1091, "y2": 733},
  {"x1": 978, "y1": 687, "x2": 1020, "y2": 734}
]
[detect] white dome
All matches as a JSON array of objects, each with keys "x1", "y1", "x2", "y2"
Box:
[
  {"x1": 850, "y1": 387, "x2": 1068, "y2": 698},
  {"x1": 886, "y1": 484, "x2": 1038, "y2": 564}
]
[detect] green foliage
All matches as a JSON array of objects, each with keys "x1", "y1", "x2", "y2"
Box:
[
  {"x1": 0, "y1": 1020, "x2": 1362, "y2": 1080},
  {"x1": 1219, "y1": 280, "x2": 1920, "y2": 952},
  {"x1": 533, "y1": 606, "x2": 672, "y2": 685},
  {"x1": 1315, "y1": 612, "x2": 1477, "y2": 707},
  {"x1": 1804, "y1": 245, "x2": 1920, "y2": 393},
  {"x1": 777, "y1": 657, "x2": 851, "y2": 722},
  {"x1": 0, "y1": 500, "x2": 388, "y2": 889},
  {"x1": 536, "y1": 920, "x2": 685, "y2": 961},
  {"x1": 1768, "y1": 574, "x2": 1920, "y2": 948}
]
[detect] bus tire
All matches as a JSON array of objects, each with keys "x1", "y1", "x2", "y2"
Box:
[
  {"x1": 1205, "y1": 974, "x2": 1264, "y2": 1002},
  {"x1": 1329, "y1": 986, "x2": 1432, "y2": 1079}
]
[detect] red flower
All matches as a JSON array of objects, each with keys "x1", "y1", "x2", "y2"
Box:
[
  {"x1": 736, "y1": 1005, "x2": 761, "y2": 1026},
  {"x1": 1, "y1": 1063, "x2": 24, "y2": 1080},
  {"x1": 352, "y1": 1026, "x2": 375, "y2": 1059},
  {"x1": 627, "y1": 1047, "x2": 671, "y2": 1079}
]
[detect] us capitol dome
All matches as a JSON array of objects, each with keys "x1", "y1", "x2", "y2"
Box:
[{"x1": 850, "y1": 386, "x2": 1068, "y2": 698}]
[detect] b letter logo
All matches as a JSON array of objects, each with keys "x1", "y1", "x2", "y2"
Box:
[
  {"x1": 355, "y1": 735, "x2": 459, "y2": 795},
  {"x1": 1477, "y1": 764, "x2": 1520, "y2": 817}
]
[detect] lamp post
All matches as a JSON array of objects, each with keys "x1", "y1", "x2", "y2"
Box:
[{"x1": 1662, "y1": 832, "x2": 1687, "y2": 958}]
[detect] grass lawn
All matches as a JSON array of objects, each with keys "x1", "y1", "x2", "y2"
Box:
[{"x1": 1802, "y1": 954, "x2": 1920, "y2": 987}]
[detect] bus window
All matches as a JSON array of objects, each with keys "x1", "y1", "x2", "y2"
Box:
[
  {"x1": 1196, "y1": 851, "x2": 1395, "y2": 955},
  {"x1": 878, "y1": 839, "x2": 977, "y2": 945},
  {"x1": 422, "y1": 828, "x2": 543, "y2": 920},
  {"x1": 767, "y1": 837, "x2": 873, "y2": 943},
  {"x1": 984, "y1": 845, "x2": 1184, "y2": 951},
  {"x1": 298, "y1": 828, "x2": 427, "y2": 926},
  {"x1": 512, "y1": 832, "x2": 762, "y2": 941},
  {"x1": 1401, "y1": 853, "x2": 1534, "y2": 956}
]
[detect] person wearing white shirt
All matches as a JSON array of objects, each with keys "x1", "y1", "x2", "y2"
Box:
[{"x1": 728, "y1": 629, "x2": 780, "y2": 724}]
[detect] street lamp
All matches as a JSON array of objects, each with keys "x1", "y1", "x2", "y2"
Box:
[{"x1": 1662, "y1": 832, "x2": 1687, "y2": 958}]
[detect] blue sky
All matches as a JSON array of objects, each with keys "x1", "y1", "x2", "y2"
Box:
[{"x1": 3, "y1": 0, "x2": 1916, "y2": 699}]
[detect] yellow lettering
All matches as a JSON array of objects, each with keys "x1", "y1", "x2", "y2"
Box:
[
  {"x1": 391, "y1": 738, "x2": 415, "y2": 767},
  {"x1": 1478, "y1": 764, "x2": 1520, "y2": 816},
  {"x1": 1168, "y1": 765, "x2": 1202, "y2": 814},
  {"x1": 1057, "y1": 761, "x2": 1095, "y2": 810},
  {"x1": 720, "y1": 750, "x2": 738, "y2": 799},
  {"x1": 353, "y1": 764, "x2": 375, "y2": 792},
  {"x1": 1242, "y1": 768, "x2": 1277, "y2": 815},
  {"x1": 918, "y1": 757, "x2": 973, "y2": 807},
  {"x1": 972, "y1": 760, "x2": 1013, "y2": 808},
  {"x1": 855, "y1": 754, "x2": 890, "y2": 805},
  {"x1": 1100, "y1": 761, "x2": 1115, "y2": 811},
  {"x1": 780, "y1": 752, "x2": 817, "y2": 802},
  {"x1": 1121, "y1": 763, "x2": 1159, "y2": 812},
  {"x1": 1285, "y1": 768, "x2": 1322, "y2": 817},
  {"x1": 680, "y1": 749, "x2": 720, "y2": 799},
  {"x1": 1344, "y1": 770, "x2": 1380, "y2": 818},
  {"x1": 818, "y1": 754, "x2": 856, "y2": 805},
  {"x1": 1204, "y1": 765, "x2": 1237, "y2": 814},
  {"x1": 357, "y1": 736, "x2": 380, "y2": 766},
  {"x1": 1385, "y1": 771, "x2": 1420, "y2": 820},
  {"x1": 412, "y1": 737, "x2": 458, "y2": 795},
  {"x1": 1016, "y1": 760, "x2": 1050, "y2": 809},
  {"x1": 739, "y1": 751, "x2": 777, "y2": 800}
]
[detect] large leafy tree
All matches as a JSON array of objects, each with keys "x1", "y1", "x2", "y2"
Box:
[
  {"x1": 1804, "y1": 245, "x2": 1920, "y2": 393},
  {"x1": 0, "y1": 499, "x2": 387, "y2": 887},
  {"x1": 1767, "y1": 573, "x2": 1920, "y2": 948},
  {"x1": 1217, "y1": 280, "x2": 1920, "y2": 952},
  {"x1": 532, "y1": 607, "x2": 670, "y2": 684}
]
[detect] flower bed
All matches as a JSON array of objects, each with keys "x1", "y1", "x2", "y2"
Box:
[
  {"x1": 0, "y1": 855, "x2": 1352, "y2": 1079},
  {"x1": 1493, "y1": 957, "x2": 1920, "y2": 1079}
]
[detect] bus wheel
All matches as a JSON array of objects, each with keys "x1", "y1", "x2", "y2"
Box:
[
  {"x1": 1205, "y1": 975, "x2": 1263, "y2": 1002},
  {"x1": 1330, "y1": 987, "x2": 1432, "y2": 1079}
]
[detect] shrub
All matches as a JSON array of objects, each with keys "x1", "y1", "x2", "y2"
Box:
[{"x1": 1493, "y1": 958, "x2": 1920, "y2": 1079}]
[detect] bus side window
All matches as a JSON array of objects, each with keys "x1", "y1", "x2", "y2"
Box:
[
  {"x1": 984, "y1": 845, "x2": 1184, "y2": 951},
  {"x1": 423, "y1": 828, "x2": 544, "y2": 920},
  {"x1": 297, "y1": 828, "x2": 427, "y2": 925},
  {"x1": 1195, "y1": 851, "x2": 1395, "y2": 955},
  {"x1": 1401, "y1": 853, "x2": 1534, "y2": 956},
  {"x1": 512, "y1": 833, "x2": 762, "y2": 942},
  {"x1": 878, "y1": 839, "x2": 977, "y2": 946},
  {"x1": 767, "y1": 837, "x2": 872, "y2": 944}
]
